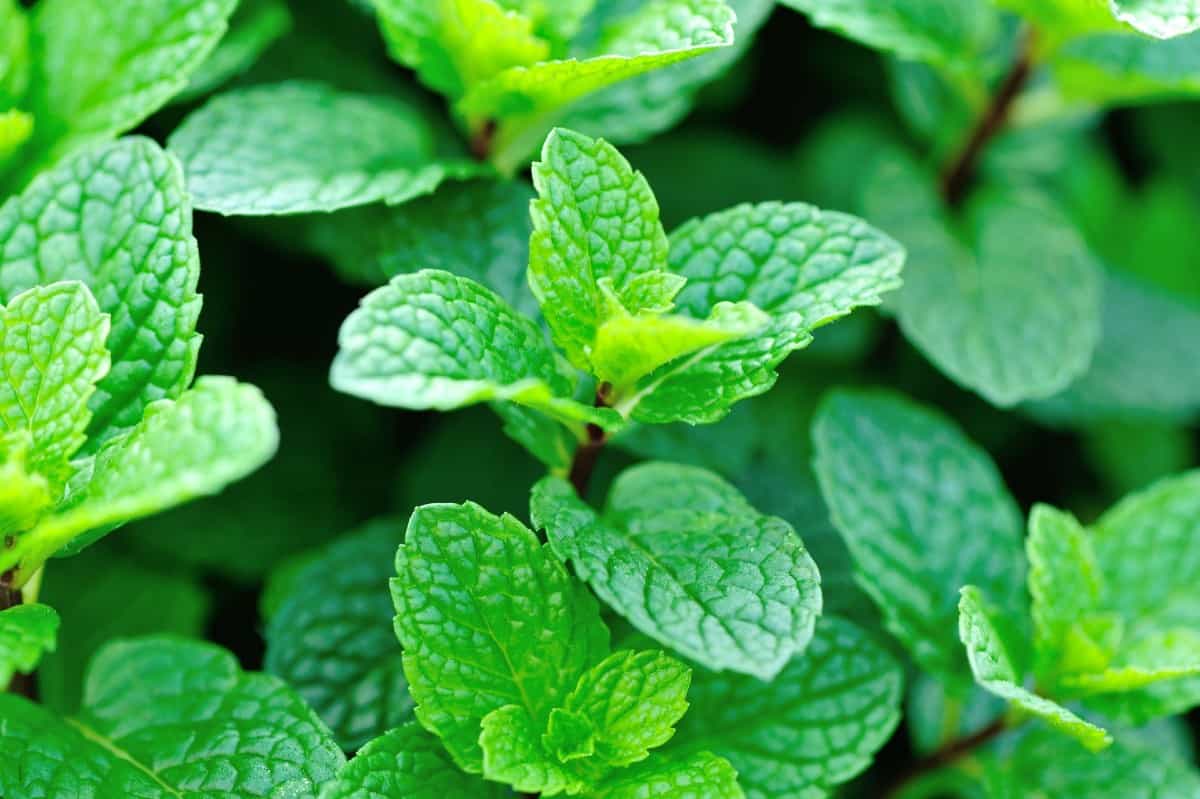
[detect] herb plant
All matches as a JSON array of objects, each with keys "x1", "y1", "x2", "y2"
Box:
[{"x1": 3, "y1": 1, "x2": 1200, "y2": 798}]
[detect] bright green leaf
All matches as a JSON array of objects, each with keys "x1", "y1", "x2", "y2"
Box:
[
  {"x1": 10, "y1": 377, "x2": 279, "y2": 574},
  {"x1": 0, "y1": 0, "x2": 29, "y2": 106},
  {"x1": 532, "y1": 463, "x2": 822, "y2": 680},
  {"x1": 0, "y1": 636, "x2": 345, "y2": 797},
  {"x1": 331, "y1": 269, "x2": 619, "y2": 431},
  {"x1": 1055, "y1": 31, "x2": 1200, "y2": 104},
  {"x1": 0, "y1": 282, "x2": 109, "y2": 489},
  {"x1": 812, "y1": 389, "x2": 1026, "y2": 686},
  {"x1": 958, "y1": 586, "x2": 1112, "y2": 751},
  {"x1": 16, "y1": 0, "x2": 236, "y2": 179},
  {"x1": 0, "y1": 137, "x2": 203, "y2": 447},
  {"x1": 669, "y1": 616, "x2": 904, "y2": 799},
  {"x1": 169, "y1": 81, "x2": 480, "y2": 215},
  {"x1": 392, "y1": 501, "x2": 609, "y2": 771},
  {"x1": 528, "y1": 127, "x2": 670, "y2": 370},
  {"x1": 177, "y1": 0, "x2": 293, "y2": 103},
  {"x1": 480, "y1": 704, "x2": 582, "y2": 794},
  {"x1": 265, "y1": 518, "x2": 413, "y2": 751},
  {"x1": 319, "y1": 722, "x2": 508, "y2": 799},
  {"x1": 0, "y1": 603, "x2": 58, "y2": 687},
  {"x1": 0, "y1": 434, "x2": 52, "y2": 537},
  {"x1": 589, "y1": 750, "x2": 744, "y2": 798}
]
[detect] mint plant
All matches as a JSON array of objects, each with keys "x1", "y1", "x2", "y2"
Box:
[{"x1": 4, "y1": 3, "x2": 1200, "y2": 798}]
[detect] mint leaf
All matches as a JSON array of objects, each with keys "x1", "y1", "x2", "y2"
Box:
[
  {"x1": 10, "y1": 377, "x2": 278, "y2": 573},
  {"x1": 778, "y1": 0, "x2": 1002, "y2": 70},
  {"x1": 0, "y1": 435, "x2": 52, "y2": 537},
  {"x1": 1110, "y1": 0, "x2": 1200, "y2": 38},
  {"x1": 17, "y1": 0, "x2": 235, "y2": 179},
  {"x1": 176, "y1": 0, "x2": 293, "y2": 103},
  {"x1": 528, "y1": 127, "x2": 670, "y2": 370},
  {"x1": 0, "y1": 636, "x2": 345, "y2": 797},
  {"x1": 0, "y1": 603, "x2": 58, "y2": 687},
  {"x1": 812, "y1": 389, "x2": 1026, "y2": 686},
  {"x1": 265, "y1": 518, "x2": 413, "y2": 750},
  {"x1": 371, "y1": 0, "x2": 551, "y2": 99},
  {"x1": 0, "y1": 282, "x2": 109, "y2": 490},
  {"x1": 531, "y1": 463, "x2": 822, "y2": 680},
  {"x1": 990, "y1": 727, "x2": 1200, "y2": 799},
  {"x1": 1054, "y1": 33, "x2": 1200, "y2": 104},
  {"x1": 169, "y1": 81, "x2": 479, "y2": 215},
  {"x1": 466, "y1": 0, "x2": 737, "y2": 169},
  {"x1": 392, "y1": 501, "x2": 609, "y2": 771},
  {"x1": 669, "y1": 616, "x2": 904, "y2": 799},
  {"x1": 0, "y1": 0, "x2": 28, "y2": 107},
  {"x1": 959, "y1": 585, "x2": 1112, "y2": 751},
  {"x1": 862, "y1": 154, "x2": 1101, "y2": 406},
  {"x1": 1027, "y1": 504, "x2": 1104, "y2": 678},
  {"x1": 626, "y1": 201, "x2": 904, "y2": 424},
  {"x1": 560, "y1": 0, "x2": 775, "y2": 145},
  {"x1": 590, "y1": 751, "x2": 744, "y2": 798},
  {"x1": 0, "y1": 137, "x2": 202, "y2": 447},
  {"x1": 480, "y1": 704, "x2": 583, "y2": 794},
  {"x1": 331, "y1": 269, "x2": 619, "y2": 431},
  {"x1": 37, "y1": 547, "x2": 209, "y2": 714},
  {"x1": 561, "y1": 649, "x2": 691, "y2": 768},
  {"x1": 320, "y1": 722, "x2": 507, "y2": 799}
]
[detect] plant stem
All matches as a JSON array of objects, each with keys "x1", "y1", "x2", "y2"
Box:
[
  {"x1": 884, "y1": 718, "x2": 1007, "y2": 798},
  {"x1": 940, "y1": 29, "x2": 1035, "y2": 207},
  {"x1": 470, "y1": 120, "x2": 498, "y2": 162},
  {"x1": 567, "y1": 385, "x2": 612, "y2": 498},
  {"x1": 0, "y1": 565, "x2": 38, "y2": 700}
]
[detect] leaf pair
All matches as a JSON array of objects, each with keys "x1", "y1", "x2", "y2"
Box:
[
  {"x1": 813, "y1": 389, "x2": 1200, "y2": 754},
  {"x1": 331, "y1": 128, "x2": 904, "y2": 464},
  {"x1": 390, "y1": 500, "x2": 738, "y2": 796},
  {"x1": 371, "y1": 0, "x2": 738, "y2": 169}
]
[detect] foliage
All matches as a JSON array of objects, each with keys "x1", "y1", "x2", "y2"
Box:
[{"x1": 3, "y1": 1, "x2": 1200, "y2": 797}]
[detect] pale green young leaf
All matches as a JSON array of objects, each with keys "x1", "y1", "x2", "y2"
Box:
[
  {"x1": 0, "y1": 434, "x2": 52, "y2": 537},
  {"x1": 0, "y1": 109, "x2": 33, "y2": 168},
  {"x1": 331, "y1": 270, "x2": 619, "y2": 431},
  {"x1": 623, "y1": 200, "x2": 904, "y2": 424},
  {"x1": 528, "y1": 127, "x2": 670, "y2": 370},
  {"x1": 465, "y1": 0, "x2": 736, "y2": 168},
  {"x1": 812, "y1": 390, "x2": 1026, "y2": 687},
  {"x1": 0, "y1": 603, "x2": 58, "y2": 687},
  {"x1": 777, "y1": 0, "x2": 1002, "y2": 70},
  {"x1": 169, "y1": 82, "x2": 479, "y2": 215},
  {"x1": 0, "y1": 282, "x2": 109, "y2": 488},
  {"x1": 591, "y1": 301, "x2": 768, "y2": 387},
  {"x1": 589, "y1": 751, "x2": 744, "y2": 798},
  {"x1": 0, "y1": 137, "x2": 202, "y2": 447},
  {"x1": 10, "y1": 377, "x2": 279, "y2": 574},
  {"x1": 392, "y1": 501, "x2": 610, "y2": 771},
  {"x1": 176, "y1": 0, "x2": 293, "y2": 103},
  {"x1": 265, "y1": 518, "x2": 413, "y2": 751},
  {"x1": 480, "y1": 704, "x2": 582, "y2": 794},
  {"x1": 1027, "y1": 504, "x2": 1104, "y2": 675},
  {"x1": 560, "y1": 0, "x2": 775, "y2": 145},
  {"x1": 320, "y1": 722, "x2": 508, "y2": 799},
  {"x1": 669, "y1": 616, "x2": 903, "y2": 799},
  {"x1": 544, "y1": 707, "x2": 598, "y2": 763},
  {"x1": 562, "y1": 649, "x2": 691, "y2": 768},
  {"x1": 1110, "y1": 0, "x2": 1200, "y2": 38},
  {"x1": 0, "y1": 636, "x2": 345, "y2": 797},
  {"x1": 531, "y1": 463, "x2": 822, "y2": 680},
  {"x1": 18, "y1": 0, "x2": 236, "y2": 178},
  {"x1": 862, "y1": 153, "x2": 1101, "y2": 406},
  {"x1": 959, "y1": 586, "x2": 1112, "y2": 751},
  {"x1": 989, "y1": 728, "x2": 1200, "y2": 799},
  {"x1": 371, "y1": 0, "x2": 550, "y2": 99}
]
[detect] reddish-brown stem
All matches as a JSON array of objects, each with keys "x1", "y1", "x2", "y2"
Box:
[
  {"x1": 470, "y1": 120, "x2": 498, "y2": 162},
  {"x1": 884, "y1": 718, "x2": 1007, "y2": 798},
  {"x1": 566, "y1": 385, "x2": 612, "y2": 498},
  {"x1": 1, "y1": 567, "x2": 36, "y2": 699},
  {"x1": 940, "y1": 30, "x2": 1035, "y2": 207}
]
